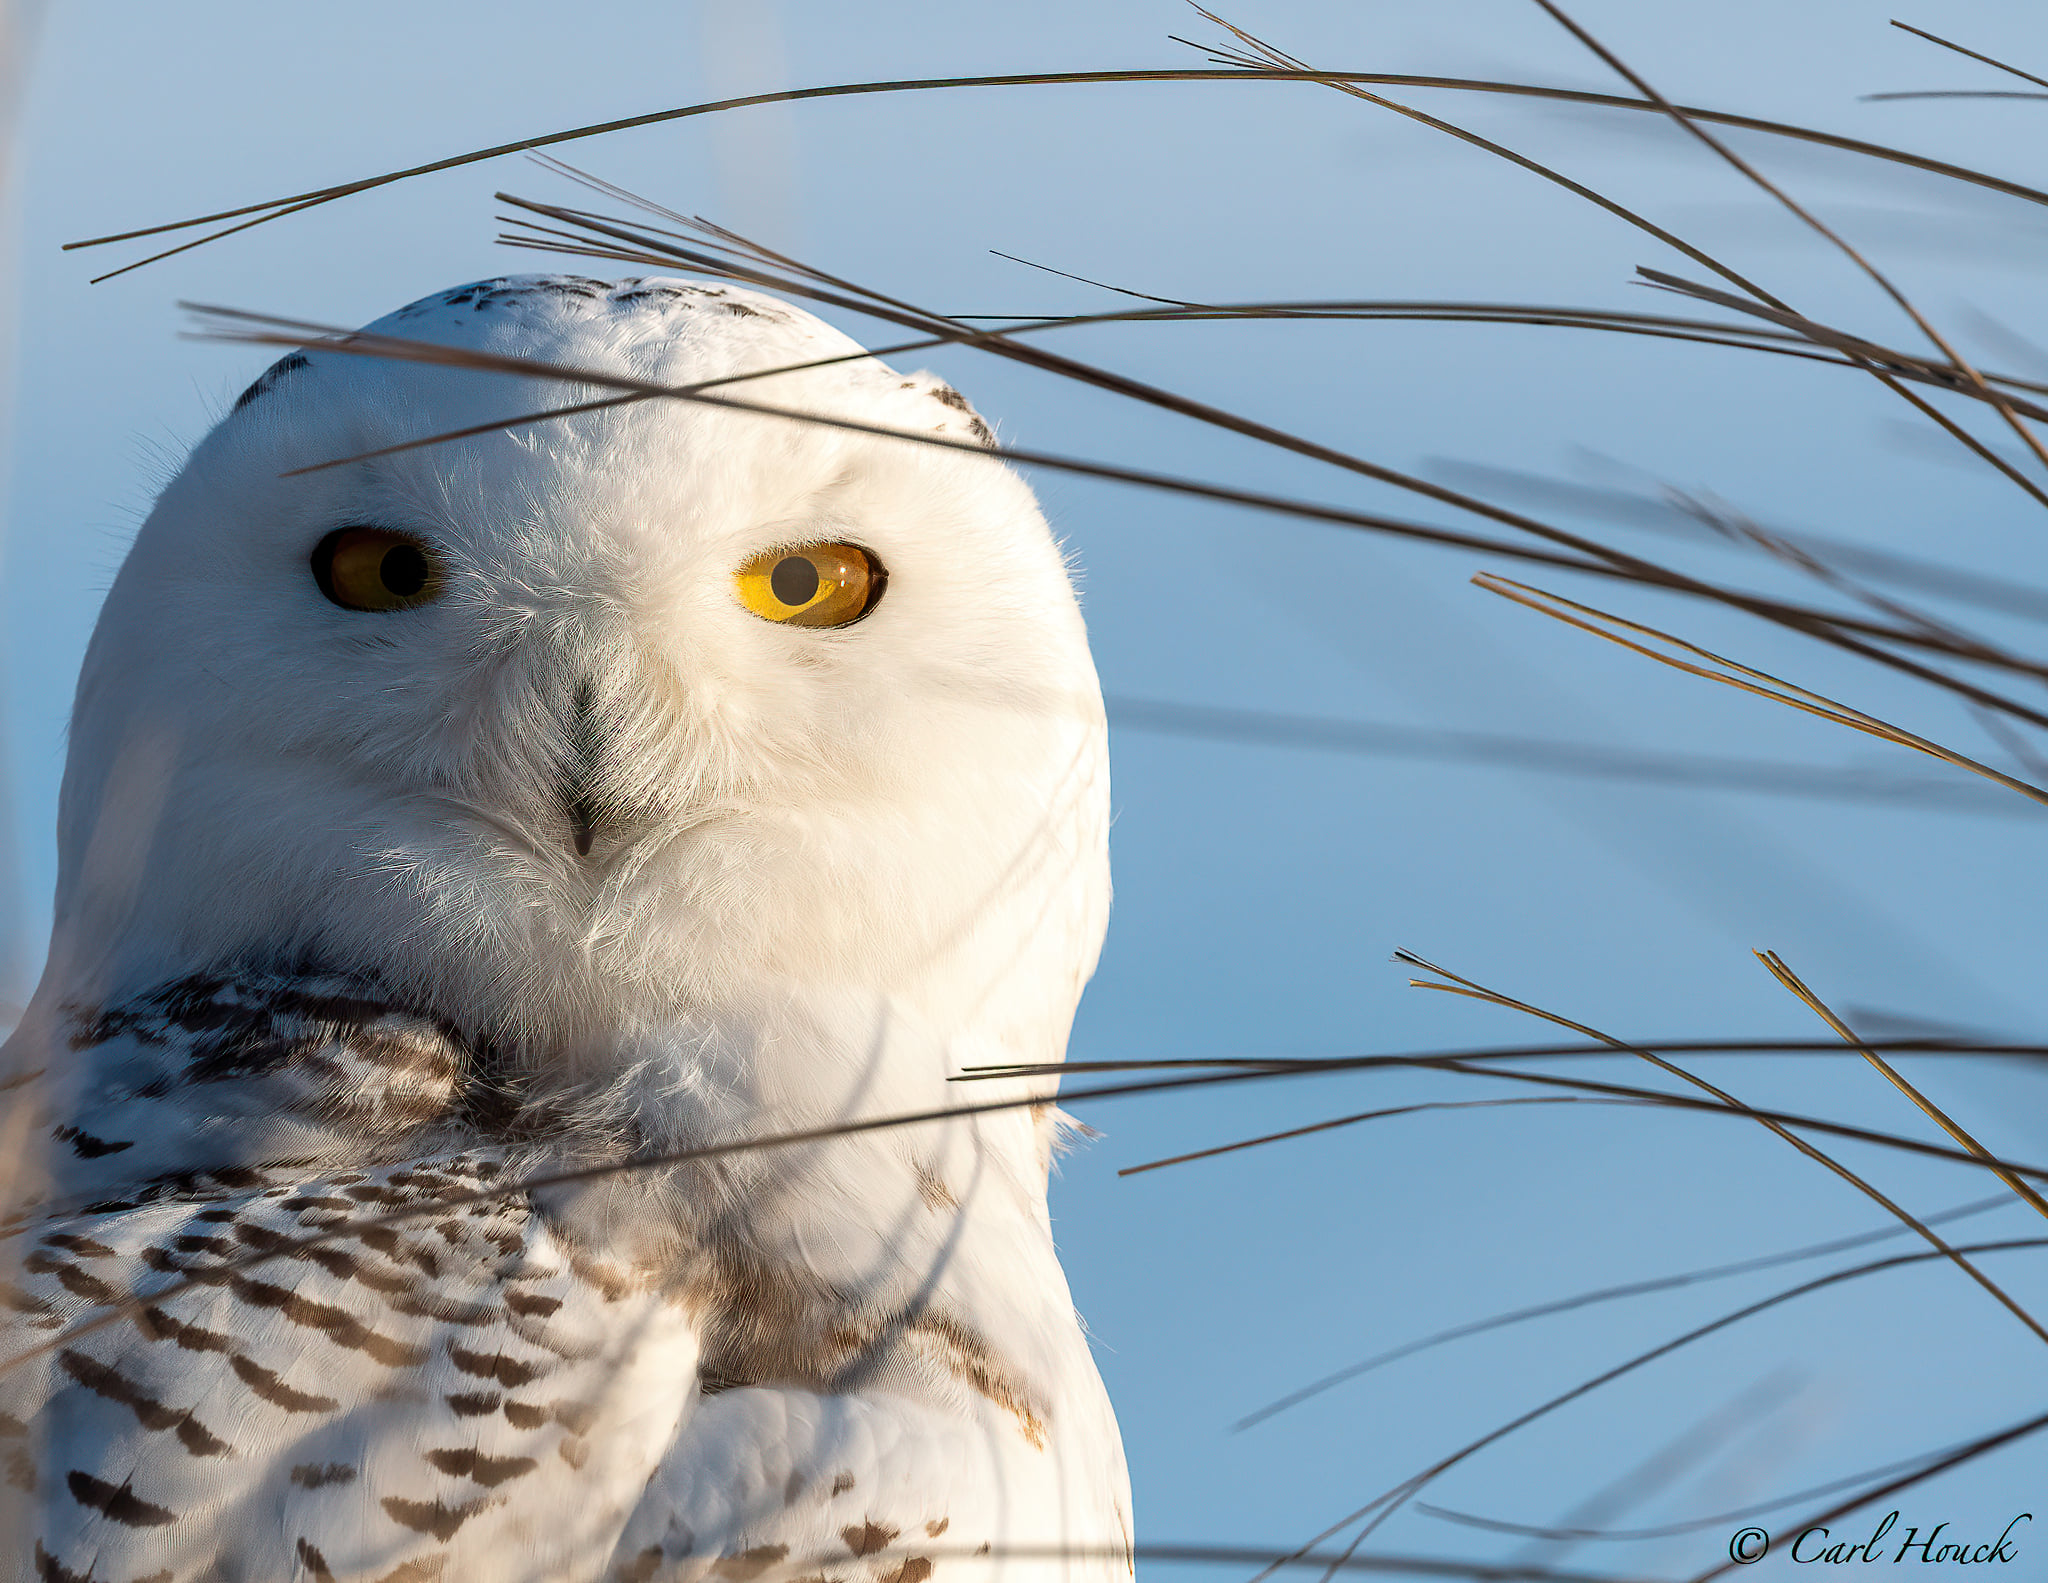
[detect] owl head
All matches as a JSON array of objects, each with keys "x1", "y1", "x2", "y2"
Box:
[{"x1": 27, "y1": 277, "x2": 1110, "y2": 1107}]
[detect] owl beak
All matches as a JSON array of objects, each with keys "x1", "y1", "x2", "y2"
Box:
[{"x1": 562, "y1": 678, "x2": 604, "y2": 859}]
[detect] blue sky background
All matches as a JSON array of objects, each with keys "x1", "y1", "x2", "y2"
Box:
[{"x1": 7, "y1": 3, "x2": 2048, "y2": 1576}]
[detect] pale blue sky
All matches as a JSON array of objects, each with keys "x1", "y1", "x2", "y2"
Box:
[{"x1": 8, "y1": 4, "x2": 2048, "y2": 1575}]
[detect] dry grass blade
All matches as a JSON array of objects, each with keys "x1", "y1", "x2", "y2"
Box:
[
  {"x1": 1231, "y1": 1192, "x2": 2014, "y2": 1432},
  {"x1": 1758, "y1": 950, "x2": 2048, "y2": 1222},
  {"x1": 1635, "y1": 267, "x2": 2048, "y2": 509},
  {"x1": 1658, "y1": 494, "x2": 1986, "y2": 657},
  {"x1": 1116, "y1": 1095, "x2": 1614, "y2": 1176},
  {"x1": 1474, "y1": 573, "x2": 2048, "y2": 808},
  {"x1": 64, "y1": 68, "x2": 2048, "y2": 278},
  {"x1": 1418, "y1": 1059, "x2": 2048, "y2": 1180},
  {"x1": 1128, "y1": 1542, "x2": 1648, "y2": 1581},
  {"x1": 1432, "y1": 461, "x2": 2048, "y2": 624},
  {"x1": 973, "y1": 1048, "x2": 2048, "y2": 1182},
  {"x1": 1888, "y1": 19, "x2": 2048, "y2": 92},
  {"x1": 1864, "y1": 89, "x2": 2048, "y2": 101},
  {"x1": 1186, "y1": 7, "x2": 1780, "y2": 308},
  {"x1": 967, "y1": 1036, "x2": 2048, "y2": 1079},
  {"x1": 1396, "y1": 950, "x2": 2048, "y2": 1347}
]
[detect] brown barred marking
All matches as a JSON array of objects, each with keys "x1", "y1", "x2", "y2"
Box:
[
  {"x1": 65, "y1": 1469, "x2": 175, "y2": 1527},
  {"x1": 290, "y1": 1462, "x2": 358, "y2": 1488},
  {"x1": 275, "y1": 1230, "x2": 444, "y2": 1304},
  {"x1": 380, "y1": 1493, "x2": 500, "y2": 1541},
  {"x1": 41, "y1": 1234, "x2": 115, "y2": 1259},
  {"x1": 297, "y1": 1537, "x2": 337, "y2": 1582},
  {"x1": 913, "y1": 1313, "x2": 1048, "y2": 1450},
  {"x1": 503, "y1": 1289, "x2": 560, "y2": 1318},
  {"x1": 58, "y1": 1350, "x2": 229, "y2": 1457},
  {"x1": 924, "y1": 1519, "x2": 949, "y2": 1537},
  {"x1": 22, "y1": 1255, "x2": 118, "y2": 1307},
  {"x1": 342, "y1": 1184, "x2": 410, "y2": 1204},
  {"x1": 558, "y1": 1437, "x2": 590, "y2": 1469},
  {"x1": 447, "y1": 1344, "x2": 547, "y2": 1388},
  {"x1": 135, "y1": 1306, "x2": 235, "y2": 1354},
  {"x1": 391, "y1": 1291, "x2": 493, "y2": 1326},
  {"x1": 444, "y1": 1391, "x2": 500, "y2": 1417},
  {"x1": 224, "y1": 1275, "x2": 427, "y2": 1366},
  {"x1": 713, "y1": 1545, "x2": 789, "y2": 1579},
  {"x1": 882, "y1": 1562, "x2": 933, "y2": 1583},
  {"x1": 831, "y1": 1472, "x2": 856, "y2": 1496},
  {"x1": 843, "y1": 1523, "x2": 898, "y2": 1558},
  {"x1": 139, "y1": 1246, "x2": 231, "y2": 1287},
  {"x1": 228, "y1": 1354, "x2": 338, "y2": 1413},
  {"x1": 423, "y1": 1447, "x2": 539, "y2": 1487}
]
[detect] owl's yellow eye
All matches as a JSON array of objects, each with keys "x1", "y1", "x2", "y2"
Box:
[
  {"x1": 312, "y1": 528, "x2": 444, "y2": 613},
  {"x1": 733, "y1": 542, "x2": 885, "y2": 629}
]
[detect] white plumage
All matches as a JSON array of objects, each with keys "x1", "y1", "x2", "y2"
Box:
[{"x1": 0, "y1": 276, "x2": 1129, "y2": 1583}]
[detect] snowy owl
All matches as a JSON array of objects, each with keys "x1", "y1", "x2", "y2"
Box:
[{"x1": 0, "y1": 276, "x2": 1129, "y2": 1583}]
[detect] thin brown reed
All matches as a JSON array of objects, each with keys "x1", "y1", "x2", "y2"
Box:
[{"x1": 1758, "y1": 950, "x2": 2048, "y2": 1221}]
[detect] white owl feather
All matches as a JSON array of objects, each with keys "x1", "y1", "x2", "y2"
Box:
[{"x1": 0, "y1": 276, "x2": 1129, "y2": 1583}]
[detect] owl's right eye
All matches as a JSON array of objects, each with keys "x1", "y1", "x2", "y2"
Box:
[{"x1": 312, "y1": 528, "x2": 445, "y2": 613}]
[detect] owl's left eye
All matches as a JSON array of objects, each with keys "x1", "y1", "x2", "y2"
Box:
[
  {"x1": 733, "y1": 541, "x2": 885, "y2": 629},
  {"x1": 312, "y1": 527, "x2": 445, "y2": 613}
]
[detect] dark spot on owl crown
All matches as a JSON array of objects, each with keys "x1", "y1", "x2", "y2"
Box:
[{"x1": 231, "y1": 351, "x2": 309, "y2": 412}]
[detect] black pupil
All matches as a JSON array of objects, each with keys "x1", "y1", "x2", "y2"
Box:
[
  {"x1": 770, "y1": 554, "x2": 822, "y2": 607},
  {"x1": 379, "y1": 544, "x2": 430, "y2": 598}
]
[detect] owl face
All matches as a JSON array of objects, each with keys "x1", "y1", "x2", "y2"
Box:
[{"x1": 47, "y1": 278, "x2": 1111, "y2": 1064}]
